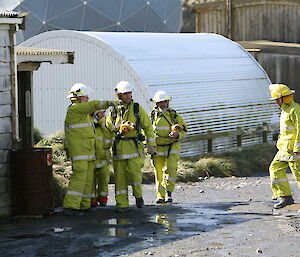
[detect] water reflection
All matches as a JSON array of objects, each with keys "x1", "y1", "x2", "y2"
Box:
[
  {"x1": 155, "y1": 215, "x2": 177, "y2": 234},
  {"x1": 101, "y1": 219, "x2": 132, "y2": 237}
]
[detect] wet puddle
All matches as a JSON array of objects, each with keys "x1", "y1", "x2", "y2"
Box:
[{"x1": 0, "y1": 203, "x2": 250, "y2": 256}]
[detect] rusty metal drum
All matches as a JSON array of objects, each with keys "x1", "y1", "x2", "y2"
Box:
[{"x1": 11, "y1": 148, "x2": 54, "y2": 215}]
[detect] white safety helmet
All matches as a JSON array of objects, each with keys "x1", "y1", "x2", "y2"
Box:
[
  {"x1": 114, "y1": 81, "x2": 134, "y2": 94},
  {"x1": 151, "y1": 90, "x2": 172, "y2": 103},
  {"x1": 67, "y1": 83, "x2": 93, "y2": 98}
]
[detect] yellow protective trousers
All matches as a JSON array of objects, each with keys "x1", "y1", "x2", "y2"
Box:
[
  {"x1": 269, "y1": 156, "x2": 300, "y2": 198},
  {"x1": 152, "y1": 154, "x2": 179, "y2": 199},
  {"x1": 113, "y1": 157, "x2": 144, "y2": 208},
  {"x1": 93, "y1": 162, "x2": 110, "y2": 203},
  {"x1": 63, "y1": 160, "x2": 94, "y2": 210}
]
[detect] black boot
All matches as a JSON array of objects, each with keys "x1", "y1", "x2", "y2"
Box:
[
  {"x1": 136, "y1": 197, "x2": 144, "y2": 208},
  {"x1": 273, "y1": 196, "x2": 294, "y2": 209},
  {"x1": 166, "y1": 191, "x2": 172, "y2": 203}
]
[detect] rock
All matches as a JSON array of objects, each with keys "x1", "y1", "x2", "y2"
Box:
[
  {"x1": 256, "y1": 249, "x2": 263, "y2": 254},
  {"x1": 199, "y1": 190, "x2": 204, "y2": 193}
]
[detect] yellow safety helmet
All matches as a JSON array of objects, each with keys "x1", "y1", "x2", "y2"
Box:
[
  {"x1": 151, "y1": 90, "x2": 172, "y2": 103},
  {"x1": 269, "y1": 84, "x2": 295, "y2": 100}
]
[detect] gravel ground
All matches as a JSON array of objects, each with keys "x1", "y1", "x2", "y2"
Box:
[{"x1": 1, "y1": 173, "x2": 300, "y2": 257}]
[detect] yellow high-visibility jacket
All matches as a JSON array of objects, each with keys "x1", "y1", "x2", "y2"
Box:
[
  {"x1": 64, "y1": 100, "x2": 112, "y2": 161},
  {"x1": 94, "y1": 117, "x2": 113, "y2": 165},
  {"x1": 106, "y1": 100, "x2": 155, "y2": 160},
  {"x1": 150, "y1": 107, "x2": 187, "y2": 157},
  {"x1": 276, "y1": 102, "x2": 300, "y2": 160}
]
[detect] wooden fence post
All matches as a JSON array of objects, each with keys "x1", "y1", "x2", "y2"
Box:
[
  {"x1": 207, "y1": 130, "x2": 213, "y2": 153},
  {"x1": 262, "y1": 122, "x2": 268, "y2": 143},
  {"x1": 236, "y1": 127, "x2": 242, "y2": 147}
]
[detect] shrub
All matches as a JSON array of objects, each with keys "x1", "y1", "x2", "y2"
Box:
[{"x1": 33, "y1": 127, "x2": 43, "y2": 144}]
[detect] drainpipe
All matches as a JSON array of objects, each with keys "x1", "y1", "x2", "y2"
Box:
[{"x1": 9, "y1": 24, "x2": 20, "y2": 146}]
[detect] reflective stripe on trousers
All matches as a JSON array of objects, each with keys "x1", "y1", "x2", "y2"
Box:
[
  {"x1": 271, "y1": 178, "x2": 289, "y2": 184},
  {"x1": 95, "y1": 160, "x2": 108, "y2": 169},
  {"x1": 279, "y1": 155, "x2": 300, "y2": 161},
  {"x1": 113, "y1": 152, "x2": 145, "y2": 159},
  {"x1": 104, "y1": 139, "x2": 112, "y2": 144},
  {"x1": 116, "y1": 190, "x2": 128, "y2": 195},
  {"x1": 71, "y1": 155, "x2": 96, "y2": 161},
  {"x1": 165, "y1": 175, "x2": 177, "y2": 181},
  {"x1": 280, "y1": 125, "x2": 295, "y2": 131},
  {"x1": 156, "y1": 150, "x2": 180, "y2": 156},
  {"x1": 66, "y1": 190, "x2": 93, "y2": 198}
]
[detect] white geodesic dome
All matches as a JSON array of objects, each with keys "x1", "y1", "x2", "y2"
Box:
[{"x1": 9, "y1": 0, "x2": 183, "y2": 43}]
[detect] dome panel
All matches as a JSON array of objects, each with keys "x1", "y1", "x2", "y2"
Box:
[
  {"x1": 88, "y1": 0, "x2": 121, "y2": 20},
  {"x1": 14, "y1": 0, "x2": 182, "y2": 43}
]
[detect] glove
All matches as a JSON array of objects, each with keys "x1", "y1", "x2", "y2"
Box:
[
  {"x1": 169, "y1": 131, "x2": 179, "y2": 139},
  {"x1": 108, "y1": 100, "x2": 118, "y2": 108}
]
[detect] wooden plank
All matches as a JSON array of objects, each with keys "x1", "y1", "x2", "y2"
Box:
[
  {"x1": 0, "y1": 104, "x2": 11, "y2": 117},
  {"x1": 0, "y1": 117, "x2": 12, "y2": 133},
  {"x1": 0, "y1": 63, "x2": 10, "y2": 76},
  {"x1": 0, "y1": 30, "x2": 10, "y2": 47},
  {"x1": 0, "y1": 75, "x2": 11, "y2": 91},
  {"x1": 0, "y1": 133, "x2": 12, "y2": 149},
  {"x1": 0, "y1": 91, "x2": 11, "y2": 105}
]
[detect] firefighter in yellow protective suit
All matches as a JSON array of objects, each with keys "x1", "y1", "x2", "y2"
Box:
[
  {"x1": 150, "y1": 90, "x2": 187, "y2": 204},
  {"x1": 63, "y1": 83, "x2": 116, "y2": 216},
  {"x1": 269, "y1": 83, "x2": 300, "y2": 209},
  {"x1": 91, "y1": 111, "x2": 113, "y2": 207},
  {"x1": 106, "y1": 81, "x2": 156, "y2": 212}
]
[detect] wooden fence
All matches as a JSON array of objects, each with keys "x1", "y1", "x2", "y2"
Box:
[{"x1": 183, "y1": 122, "x2": 279, "y2": 153}]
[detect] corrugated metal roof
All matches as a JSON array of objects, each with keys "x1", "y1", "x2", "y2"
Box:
[
  {"x1": 21, "y1": 31, "x2": 280, "y2": 156},
  {"x1": 16, "y1": 46, "x2": 72, "y2": 56}
]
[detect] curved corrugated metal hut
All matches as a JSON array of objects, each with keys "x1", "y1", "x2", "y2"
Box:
[{"x1": 21, "y1": 31, "x2": 280, "y2": 156}]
